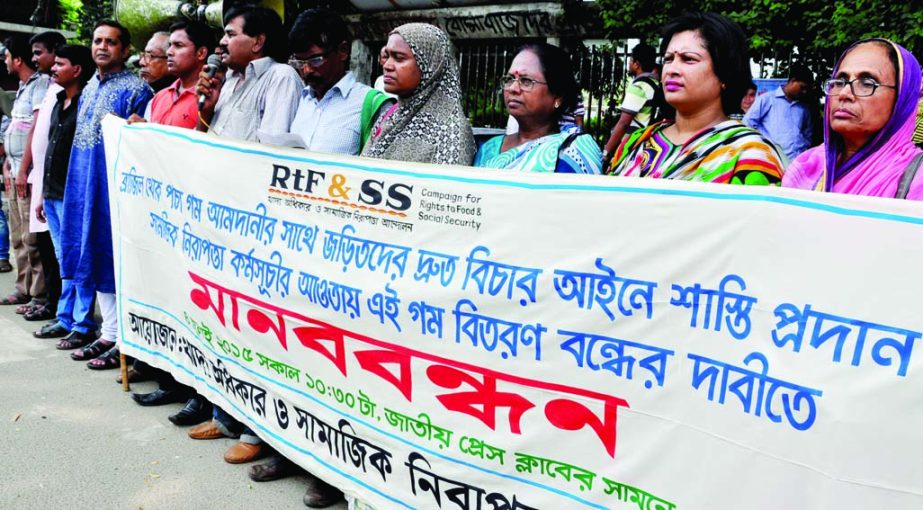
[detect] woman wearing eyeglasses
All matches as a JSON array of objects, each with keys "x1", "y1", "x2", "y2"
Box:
[
  {"x1": 474, "y1": 43, "x2": 603, "y2": 174},
  {"x1": 606, "y1": 12, "x2": 785, "y2": 185},
  {"x1": 783, "y1": 39, "x2": 923, "y2": 198}
]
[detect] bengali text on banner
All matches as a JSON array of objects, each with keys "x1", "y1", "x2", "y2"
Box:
[{"x1": 104, "y1": 116, "x2": 923, "y2": 509}]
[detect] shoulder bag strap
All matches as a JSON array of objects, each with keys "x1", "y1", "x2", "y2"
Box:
[
  {"x1": 554, "y1": 132, "x2": 582, "y2": 173},
  {"x1": 895, "y1": 151, "x2": 923, "y2": 199}
]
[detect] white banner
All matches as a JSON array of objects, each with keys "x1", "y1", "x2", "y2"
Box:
[{"x1": 105, "y1": 116, "x2": 923, "y2": 509}]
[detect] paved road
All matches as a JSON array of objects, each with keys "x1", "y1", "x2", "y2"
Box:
[{"x1": 0, "y1": 271, "x2": 349, "y2": 510}]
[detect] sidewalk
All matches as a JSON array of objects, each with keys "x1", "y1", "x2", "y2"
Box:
[{"x1": 0, "y1": 270, "x2": 348, "y2": 509}]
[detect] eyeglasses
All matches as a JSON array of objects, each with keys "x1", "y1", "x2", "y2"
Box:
[
  {"x1": 139, "y1": 51, "x2": 167, "y2": 62},
  {"x1": 823, "y1": 77, "x2": 896, "y2": 97},
  {"x1": 500, "y1": 75, "x2": 548, "y2": 91},
  {"x1": 288, "y1": 49, "x2": 333, "y2": 69}
]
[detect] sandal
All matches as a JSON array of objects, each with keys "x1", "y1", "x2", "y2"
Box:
[
  {"x1": 87, "y1": 345, "x2": 121, "y2": 370},
  {"x1": 71, "y1": 339, "x2": 115, "y2": 361},
  {"x1": 56, "y1": 331, "x2": 95, "y2": 350},
  {"x1": 16, "y1": 302, "x2": 40, "y2": 315},
  {"x1": 0, "y1": 293, "x2": 29, "y2": 305},
  {"x1": 24, "y1": 305, "x2": 56, "y2": 321}
]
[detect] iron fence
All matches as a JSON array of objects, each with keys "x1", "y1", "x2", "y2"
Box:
[
  {"x1": 367, "y1": 39, "x2": 832, "y2": 146},
  {"x1": 368, "y1": 39, "x2": 632, "y2": 144},
  {"x1": 570, "y1": 43, "x2": 629, "y2": 144}
]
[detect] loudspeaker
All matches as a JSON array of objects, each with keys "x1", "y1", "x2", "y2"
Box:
[{"x1": 114, "y1": 0, "x2": 284, "y2": 49}]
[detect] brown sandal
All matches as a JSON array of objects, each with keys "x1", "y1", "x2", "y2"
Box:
[
  {"x1": 87, "y1": 346, "x2": 120, "y2": 370},
  {"x1": 16, "y1": 301, "x2": 40, "y2": 315},
  {"x1": 56, "y1": 331, "x2": 95, "y2": 350},
  {"x1": 71, "y1": 339, "x2": 114, "y2": 361}
]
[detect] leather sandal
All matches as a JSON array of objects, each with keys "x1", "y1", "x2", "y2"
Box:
[
  {"x1": 87, "y1": 345, "x2": 121, "y2": 370},
  {"x1": 24, "y1": 305, "x2": 55, "y2": 321},
  {"x1": 15, "y1": 302, "x2": 40, "y2": 315},
  {"x1": 70, "y1": 339, "x2": 114, "y2": 361},
  {"x1": 57, "y1": 331, "x2": 95, "y2": 350}
]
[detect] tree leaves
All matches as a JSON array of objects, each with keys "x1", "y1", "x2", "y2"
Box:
[{"x1": 597, "y1": 0, "x2": 923, "y2": 70}]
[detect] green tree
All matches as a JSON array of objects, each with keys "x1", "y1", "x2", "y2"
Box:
[
  {"x1": 597, "y1": 0, "x2": 923, "y2": 73},
  {"x1": 74, "y1": 0, "x2": 112, "y2": 43},
  {"x1": 59, "y1": 0, "x2": 82, "y2": 34}
]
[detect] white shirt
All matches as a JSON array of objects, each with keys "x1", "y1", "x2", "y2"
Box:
[
  {"x1": 210, "y1": 57, "x2": 302, "y2": 142},
  {"x1": 289, "y1": 72, "x2": 389, "y2": 156}
]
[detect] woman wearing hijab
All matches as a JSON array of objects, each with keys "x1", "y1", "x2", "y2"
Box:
[
  {"x1": 474, "y1": 42, "x2": 603, "y2": 174},
  {"x1": 606, "y1": 12, "x2": 786, "y2": 185},
  {"x1": 783, "y1": 39, "x2": 923, "y2": 198},
  {"x1": 362, "y1": 23, "x2": 475, "y2": 166}
]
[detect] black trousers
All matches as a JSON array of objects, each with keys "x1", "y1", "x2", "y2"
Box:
[{"x1": 35, "y1": 231, "x2": 60, "y2": 311}]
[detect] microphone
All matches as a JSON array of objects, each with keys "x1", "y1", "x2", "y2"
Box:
[{"x1": 198, "y1": 54, "x2": 223, "y2": 111}]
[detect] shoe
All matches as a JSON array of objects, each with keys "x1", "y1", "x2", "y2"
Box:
[
  {"x1": 115, "y1": 367, "x2": 153, "y2": 384},
  {"x1": 303, "y1": 473, "x2": 344, "y2": 508},
  {"x1": 0, "y1": 260, "x2": 11, "y2": 273},
  {"x1": 56, "y1": 330, "x2": 96, "y2": 350},
  {"x1": 131, "y1": 388, "x2": 191, "y2": 407},
  {"x1": 168, "y1": 396, "x2": 213, "y2": 426},
  {"x1": 188, "y1": 421, "x2": 225, "y2": 440},
  {"x1": 24, "y1": 305, "x2": 56, "y2": 321},
  {"x1": 224, "y1": 442, "x2": 264, "y2": 464},
  {"x1": 248, "y1": 454, "x2": 297, "y2": 482},
  {"x1": 33, "y1": 322, "x2": 69, "y2": 339}
]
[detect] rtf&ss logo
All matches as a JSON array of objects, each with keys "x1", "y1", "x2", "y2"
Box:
[{"x1": 270, "y1": 164, "x2": 413, "y2": 212}]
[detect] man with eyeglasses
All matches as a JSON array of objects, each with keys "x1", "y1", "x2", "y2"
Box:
[
  {"x1": 744, "y1": 63, "x2": 814, "y2": 161},
  {"x1": 139, "y1": 31, "x2": 174, "y2": 92},
  {"x1": 286, "y1": 8, "x2": 393, "y2": 156},
  {"x1": 239, "y1": 10, "x2": 392, "y2": 508},
  {"x1": 195, "y1": 5, "x2": 301, "y2": 142}
]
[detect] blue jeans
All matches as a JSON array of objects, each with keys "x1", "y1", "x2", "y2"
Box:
[
  {"x1": 0, "y1": 193, "x2": 10, "y2": 261},
  {"x1": 44, "y1": 198, "x2": 96, "y2": 334}
]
